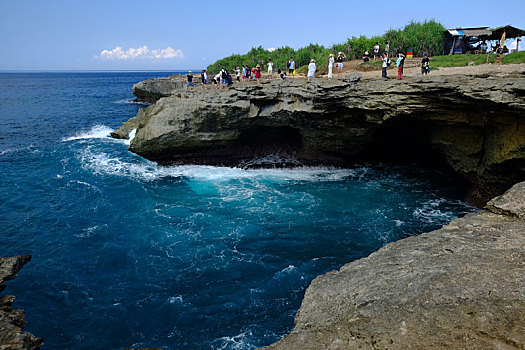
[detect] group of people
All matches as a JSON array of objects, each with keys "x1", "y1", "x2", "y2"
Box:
[
  {"x1": 185, "y1": 49, "x2": 432, "y2": 89},
  {"x1": 381, "y1": 52, "x2": 430, "y2": 80}
]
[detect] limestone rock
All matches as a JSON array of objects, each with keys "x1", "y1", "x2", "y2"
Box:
[
  {"x1": 264, "y1": 181, "x2": 525, "y2": 350},
  {"x1": 486, "y1": 181, "x2": 525, "y2": 219},
  {"x1": 113, "y1": 71, "x2": 525, "y2": 204},
  {"x1": 0, "y1": 256, "x2": 43, "y2": 350}
]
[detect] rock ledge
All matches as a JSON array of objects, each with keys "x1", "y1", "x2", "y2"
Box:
[
  {"x1": 0, "y1": 256, "x2": 43, "y2": 350},
  {"x1": 264, "y1": 181, "x2": 525, "y2": 349}
]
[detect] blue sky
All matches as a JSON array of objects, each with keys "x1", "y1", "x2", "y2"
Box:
[{"x1": 1, "y1": 0, "x2": 523, "y2": 70}]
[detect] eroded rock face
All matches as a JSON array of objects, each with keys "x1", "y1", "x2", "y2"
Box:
[
  {"x1": 112, "y1": 72, "x2": 525, "y2": 204},
  {"x1": 0, "y1": 256, "x2": 43, "y2": 350},
  {"x1": 264, "y1": 181, "x2": 525, "y2": 350}
]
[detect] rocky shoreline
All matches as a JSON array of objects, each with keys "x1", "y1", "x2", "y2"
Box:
[
  {"x1": 0, "y1": 256, "x2": 43, "y2": 349},
  {"x1": 113, "y1": 69, "x2": 525, "y2": 206},
  {"x1": 264, "y1": 181, "x2": 525, "y2": 349}
]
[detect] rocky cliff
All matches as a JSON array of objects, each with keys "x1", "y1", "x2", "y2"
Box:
[
  {"x1": 264, "y1": 180, "x2": 525, "y2": 350},
  {"x1": 0, "y1": 256, "x2": 43, "y2": 349},
  {"x1": 113, "y1": 71, "x2": 525, "y2": 205}
]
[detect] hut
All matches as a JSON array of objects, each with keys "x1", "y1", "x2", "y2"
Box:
[
  {"x1": 444, "y1": 25, "x2": 525, "y2": 55},
  {"x1": 487, "y1": 25, "x2": 525, "y2": 52},
  {"x1": 444, "y1": 27, "x2": 492, "y2": 55}
]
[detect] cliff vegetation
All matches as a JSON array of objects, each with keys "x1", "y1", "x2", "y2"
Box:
[{"x1": 207, "y1": 20, "x2": 446, "y2": 74}]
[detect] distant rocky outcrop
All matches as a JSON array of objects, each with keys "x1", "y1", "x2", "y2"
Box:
[
  {"x1": 113, "y1": 71, "x2": 525, "y2": 205},
  {"x1": 263, "y1": 180, "x2": 525, "y2": 349},
  {"x1": 0, "y1": 256, "x2": 43, "y2": 350}
]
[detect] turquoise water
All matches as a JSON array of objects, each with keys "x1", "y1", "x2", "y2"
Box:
[{"x1": 0, "y1": 72, "x2": 475, "y2": 349}]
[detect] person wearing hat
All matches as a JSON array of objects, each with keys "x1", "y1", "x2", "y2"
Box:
[
  {"x1": 336, "y1": 52, "x2": 346, "y2": 79},
  {"x1": 363, "y1": 51, "x2": 370, "y2": 62},
  {"x1": 421, "y1": 53, "x2": 430, "y2": 75},
  {"x1": 185, "y1": 70, "x2": 194, "y2": 91},
  {"x1": 307, "y1": 58, "x2": 316, "y2": 82},
  {"x1": 254, "y1": 64, "x2": 262, "y2": 84},
  {"x1": 328, "y1": 54, "x2": 334, "y2": 79}
]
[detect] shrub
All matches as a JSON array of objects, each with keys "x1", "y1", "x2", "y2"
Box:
[
  {"x1": 207, "y1": 19, "x2": 447, "y2": 74},
  {"x1": 501, "y1": 51, "x2": 525, "y2": 64}
]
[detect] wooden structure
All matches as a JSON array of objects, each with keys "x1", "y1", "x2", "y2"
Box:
[{"x1": 444, "y1": 25, "x2": 524, "y2": 55}]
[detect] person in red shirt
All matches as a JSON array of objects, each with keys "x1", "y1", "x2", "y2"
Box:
[{"x1": 254, "y1": 64, "x2": 262, "y2": 84}]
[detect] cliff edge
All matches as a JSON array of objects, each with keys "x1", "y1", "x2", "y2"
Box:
[
  {"x1": 113, "y1": 71, "x2": 525, "y2": 204},
  {"x1": 0, "y1": 256, "x2": 43, "y2": 350},
  {"x1": 264, "y1": 181, "x2": 525, "y2": 349}
]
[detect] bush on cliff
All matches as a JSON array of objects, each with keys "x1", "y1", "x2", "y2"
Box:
[
  {"x1": 430, "y1": 53, "x2": 497, "y2": 67},
  {"x1": 207, "y1": 20, "x2": 446, "y2": 74},
  {"x1": 502, "y1": 51, "x2": 525, "y2": 64}
]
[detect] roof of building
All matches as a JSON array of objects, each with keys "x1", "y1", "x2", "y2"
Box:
[
  {"x1": 446, "y1": 27, "x2": 492, "y2": 37},
  {"x1": 488, "y1": 25, "x2": 525, "y2": 40}
]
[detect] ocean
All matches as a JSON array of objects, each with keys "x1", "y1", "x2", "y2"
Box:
[{"x1": 0, "y1": 72, "x2": 475, "y2": 349}]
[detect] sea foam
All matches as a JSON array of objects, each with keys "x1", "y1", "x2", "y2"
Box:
[
  {"x1": 79, "y1": 146, "x2": 364, "y2": 183},
  {"x1": 62, "y1": 125, "x2": 113, "y2": 141}
]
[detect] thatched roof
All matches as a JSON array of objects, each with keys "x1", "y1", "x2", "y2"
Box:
[{"x1": 487, "y1": 25, "x2": 525, "y2": 40}]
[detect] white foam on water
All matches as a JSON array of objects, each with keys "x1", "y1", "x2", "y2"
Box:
[
  {"x1": 113, "y1": 98, "x2": 150, "y2": 106},
  {"x1": 123, "y1": 128, "x2": 136, "y2": 146},
  {"x1": 78, "y1": 146, "x2": 363, "y2": 183},
  {"x1": 413, "y1": 198, "x2": 453, "y2": 223},
  {"x1": 167, "y1": 296, "x2": 184, "y2": 304},
  {"x1": 213, "y1": 331, "x2": 254, "y2": 350},
  {"x1": 0, "y1": 145, "x2": 37, "y2": 156},
  {"x1": 62, "y1": 125, "x2": 113, "y2": 141}
]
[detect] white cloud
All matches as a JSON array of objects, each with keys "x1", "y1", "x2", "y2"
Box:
[
  {"x1": 267, "y1": 47, "x2": 276, "y2": 52},
  {"x1": 98, "y1": 46, "x2": 184, "y2": 60}
]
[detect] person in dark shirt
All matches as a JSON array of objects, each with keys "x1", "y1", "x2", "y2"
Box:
[
  {"x1": 185, "y1": 71, "x2": 194, "y2": 91},
  {"x1": 421, "y1": 53, "x2": 430, "y2": 75},
  {"x1": 201, "y1": 69, "x2": 208, "y2": 89}
]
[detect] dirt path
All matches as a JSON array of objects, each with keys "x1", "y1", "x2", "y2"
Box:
[{"x1": 320, "y1": 59, "x2": 525, "y2": 80}]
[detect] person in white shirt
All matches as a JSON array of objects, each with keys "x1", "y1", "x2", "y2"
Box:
[
  {"x1": 374, "y1": 42, "x2": 380, "y2": 61},
  {"x1": 381, "y1": 54, "x2": 389, "y2": 79},
  {"x1": 267, "y1": 59, "x2": 274, "y2": 80},
  {"x1": 328, "y1": 54, "x2": 334, "y2": 79},
  {"x1": 307, "y1": 59, "x2": 316, "y2": 82}
]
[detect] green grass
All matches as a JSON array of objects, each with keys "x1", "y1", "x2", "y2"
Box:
[
  {"x1": 429, "y1": 54, "x2": 497, "y2": 67},
  {"x1": 501, "y1": 51, "x2": 525, "y2": 64}
]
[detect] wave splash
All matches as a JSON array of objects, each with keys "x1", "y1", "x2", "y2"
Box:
[
  {"x1": 62, "y1": 125, "x2": 113, "y2": 141},
  {"x1": 79, "y1": 147, "x2": 362, "y2": 183}
]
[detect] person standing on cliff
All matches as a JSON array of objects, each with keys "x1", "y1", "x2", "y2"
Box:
[
  {"x1": 396, "y1": 53, "x2": 405, "y2": 80},
  {"x1": 267, "y1": 59, "x2": 273, "y2": 80},
  {"x1": 235, "y1": 66, "x2": 241, "y2": 82},
  {"x1": 287, "y1": 58, "x2": 295, "y2": 79},
  {"x1": 185, "y1": 71, "x2": 194, "y2": 91},
  {"x1": 201, "y1": 69, "x2": 207, "y2": 89},
  {"x1": 254, "y1": 64, "x2": 262, "y2": 84},
  {"x1": 335, "y1": 52, "x2": 346, "y2": 79},
  {"x1": 421, "y1": 53, "x2": 430, "y2": 75},
  {"x1": 381, "y1": 54, "x2": 389, "y2": 79},
  {"x1": 373, "y1": 42, "x2": 380, "y2": 61},
  {"x1": 307, "y1": 59, "x2": 316, "y2": 82},
  {"x1": 220, "y1": 68, "x2": 229, "y2": 89},
  {"x1": 328, "y1": 54, "x2": 334, "y2": 79},
  {"x1": 385, "y1": 41, "x2": 390, "y2": 58}
]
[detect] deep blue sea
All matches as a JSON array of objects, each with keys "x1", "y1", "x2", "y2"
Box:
[{"x1": 0, "y1": 72, "x2": 475, "y2": 349}]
